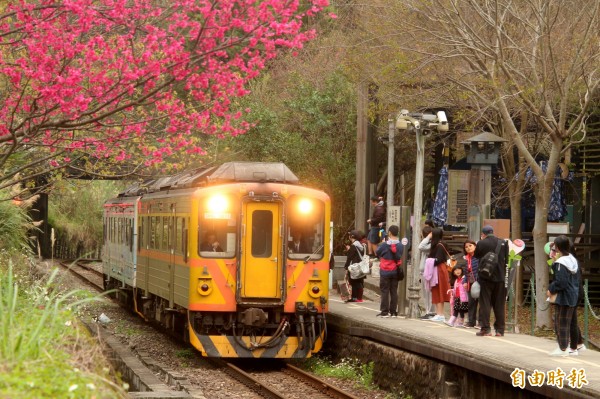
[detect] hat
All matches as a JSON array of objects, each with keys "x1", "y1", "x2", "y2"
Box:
[{"x1": 482, "y1": 225, "x2": 494, "y2": 235}]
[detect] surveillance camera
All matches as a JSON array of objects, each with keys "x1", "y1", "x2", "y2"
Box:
[{"x1": 436, "y1": 111, "x2": 449, "y2": 131}]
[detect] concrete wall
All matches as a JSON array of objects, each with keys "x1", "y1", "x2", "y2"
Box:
[{"x1": 325, "y1": 332, "x2": 553, "y2": 399}]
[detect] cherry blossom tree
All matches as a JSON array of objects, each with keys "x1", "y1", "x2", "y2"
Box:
[{"x1": 0, "y1": 0, "x2": 328, "y2": 193}]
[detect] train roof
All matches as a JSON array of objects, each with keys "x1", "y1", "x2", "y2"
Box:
[{"x1": 117, "y1": 162, "x2": 300, "y2": 197}]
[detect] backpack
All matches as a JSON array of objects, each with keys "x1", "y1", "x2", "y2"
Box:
[{"x1": 479, "y1": 240, "x2": 503, "y2": 280}]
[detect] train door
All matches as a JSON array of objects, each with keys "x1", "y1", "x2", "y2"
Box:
[
  {"x1": 241, "y1": 202, "x2": 282, "y2": 299},
  {"x1": 168, "y1": 213, "x2": 176, "y2": 307}
]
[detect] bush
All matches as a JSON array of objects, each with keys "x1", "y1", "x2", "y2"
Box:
[
  {"x1": 0, "y1": 197, "x2": 32, "y2": 252},
  {"x1": 0, "y1": 259, "x2": 127, "y2": 398}
]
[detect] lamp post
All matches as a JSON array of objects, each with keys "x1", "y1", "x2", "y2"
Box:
[{"x1": 396, "y1": 110, "x2": 449, "y2": 319}]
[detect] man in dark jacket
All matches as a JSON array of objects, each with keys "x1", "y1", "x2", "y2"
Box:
[
  {"x1": 375, "y1": 225, "x2": 404, "y2": 318},
  {"x1": 474, "y1": 225, "x2": 508, "y2": 337}
]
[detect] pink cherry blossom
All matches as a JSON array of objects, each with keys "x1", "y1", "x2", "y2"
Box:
[{"x1": 0, "y1": 0, "x2": 327, "y2": 182}]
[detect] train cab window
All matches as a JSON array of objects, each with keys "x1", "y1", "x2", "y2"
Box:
[
  {"x1": 251, "y1": 210, "x2": 272, "y2": 258},
  {"x1": 287, "y1": 196, "x2": 325, "y2": 260},
  {"x1": 199, "y1": 194, "x2": 237, "y2": 258}
]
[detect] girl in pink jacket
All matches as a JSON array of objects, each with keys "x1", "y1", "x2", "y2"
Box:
[{"x1": 446, "y1": 262, "x2": 469, "y2": 327}]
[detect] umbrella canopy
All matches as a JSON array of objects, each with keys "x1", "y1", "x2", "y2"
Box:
[{"x1": 432, "y1": 166, "x2": 449, "y2": 227}]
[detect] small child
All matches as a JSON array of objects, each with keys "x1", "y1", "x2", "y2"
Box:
[{"x1": 446, "y1": 262, "x2": 469, "y2": 327}]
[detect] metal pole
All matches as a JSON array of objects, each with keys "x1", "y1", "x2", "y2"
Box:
[
  {"x1": 387, "y1": 115, "x2": 395, "y2": 210},
  {"x1": 398, "y1": 206, "x2": 412, "y2": 315},
  {"x1": 584, "y1": 279, "x2": 589, "y2": 347},
  {"x1": 408, "y1": 131, "x2": 425, "y2": 318}
]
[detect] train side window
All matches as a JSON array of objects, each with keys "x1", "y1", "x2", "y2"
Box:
[
  {"x1": 287, "y1": 196, "x2": 325, "y2": 260},
  {"x1": 162, "y1": 217, "x2": 169, "y2": 251},
  {"x1": 175, "y1": 217, "x2": 183, "y2": 254},
  {"x1": 150, "y1": 216, "x2": 157, "y2": 249},
  {"x1": 199, "y1": 194, "x2": 237, "y2": 258}
]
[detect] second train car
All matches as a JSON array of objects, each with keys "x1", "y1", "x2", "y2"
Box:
[{"x1": 102, "y1": 162, "x2": 331, "y2": 358}]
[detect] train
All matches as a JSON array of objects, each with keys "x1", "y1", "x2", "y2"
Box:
[{"x1": 102, "y1": 162, "x2": 331, "y2": 358}]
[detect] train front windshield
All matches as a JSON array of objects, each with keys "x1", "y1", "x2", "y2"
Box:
[{"x1": 286, "y1": 196, "x2": 325, "y2": 260}]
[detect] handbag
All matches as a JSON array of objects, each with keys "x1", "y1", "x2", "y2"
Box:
[
  {"x1": 470, "y1": 281, "x2": 481, "y2": 299},
  {"x1": 440, "y1": 244, "x2": 456, "y2": 272},
  {"x1": 348, "y1": 244, "x2": 369, "y2": 279},
  {"x1": 390, "y1": 242, "x2": 405, "y2": 281}
]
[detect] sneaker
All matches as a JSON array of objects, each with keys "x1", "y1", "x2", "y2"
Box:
[
  {"x1": 476, "y1": 331, "x2": 492, "y2": 336},
  {"x1": 430, "y1": 315, "x2": 445, "y2": 322},
  {"x1": 390, "y1": 312, "x2": 398, "y2": 318},
  {"x1": 495, "y1": 332, "x2": 504, "y2": 337},
  {"x1": 376, "y1": 312, "x2": 390, "y2": 318},
  {"x1": 463, "y1": 323, "x2": 475, "y2": 328},
  {"x1": 569, "y1": 348, "x2": 579, "y2": 356},
  {"x1": 345, "y1": 299, "x2": 357, "y2": 303},
  {"x1": 577, "y1": 344, "x2": 587, "y2": 352},
  {"x1": 444, "y1": 321, "x2": 455, "y2": 327},
  {"x1": 419, "y1": 314, "x2": 433, "y2": 320},
  {"x1": 549, "y1": 348, "x2": 569, "y2": 357},
  {"x1": 355, "y1": 299, "x2": 364, "y2": 303}
]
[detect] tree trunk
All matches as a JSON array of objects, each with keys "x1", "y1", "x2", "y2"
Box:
[{"x1": 532, "y1": 190, "x2": 551, "y2": 328}]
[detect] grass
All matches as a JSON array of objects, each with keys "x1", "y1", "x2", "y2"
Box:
[
  {"x1": 301, "y1": 356, "x2": 376, "y2": 390},
  {"x1": 0, "y1": 257, "x2": 127, "y2": 398}
]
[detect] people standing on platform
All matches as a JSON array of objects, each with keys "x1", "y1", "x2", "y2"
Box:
[
  {"x1": 427, "y1": 227, "x2": 451, "y2": 322},
  {"x1": 445, "y1": 262, "x2": 469, "y2": 327},
  {"x1": 474, "y1": 225, "x2": 508, "y2": 337},
  {"x1": 462, "y1": 239, "x2": 479, "y2": 328},
  {"x1": 547, "y1": 235, "x2": 580, "y2": 356},
  {"x1": 376, "y1": 225, "x2": 404, "y2": 318},
  {"x1": 418, "y1": 225, "x2": 436, "y2": 319},
  {"x1": 366, "y1": 196, "x2": 386, "y2": 258},
  {"x1": 344, "y1": 230, "x2": 366, "y2": 303}
]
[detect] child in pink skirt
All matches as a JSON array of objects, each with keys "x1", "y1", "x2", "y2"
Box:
[{"x1": 446, "y1": 262, "x2": 469, "y2": 327}]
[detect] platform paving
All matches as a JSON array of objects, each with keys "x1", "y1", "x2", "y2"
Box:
[{"x1": 327, "y1": 286, "x2": 600, "y2": 399}]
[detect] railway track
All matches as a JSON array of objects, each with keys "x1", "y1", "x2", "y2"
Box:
[
  {"x1": 56, "y1": 259, "x2": 363, "y2": 399},
  {"x1": 59, "y1": 259, "x2": 104, "y2": 291},
  {"x1": 213, "y1": 359, "x2": 361, "y2": 399}
]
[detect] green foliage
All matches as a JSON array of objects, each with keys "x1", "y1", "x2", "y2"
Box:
[
  {"x1": 0, "y1": 195, "x2": 32, "y2": 252},
  {"x1": 174, "y1": 348, "x2": 195, "y2": 359},
  {"x1": 48, "y1": 180, "x2": 129, "y2": 256},
  {"x1": 225, "y1": 70, "x2": 357, "y2": 245},
  {"x1": 0, "y1": 259, "x2": 126, "y2": 398},
  {"x1": 302, "y1": 356, "x2": 376, "y2": 389}
]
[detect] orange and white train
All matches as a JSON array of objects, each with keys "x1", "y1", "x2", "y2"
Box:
[{"x1": 102, "y1": 162, "x2": 331, "y2": 358}]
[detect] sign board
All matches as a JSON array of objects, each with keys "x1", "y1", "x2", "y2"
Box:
[
  {"x1": 548, "y1": 222, "x2": 570, "y2": 241},
  {"x1": 447, "y1": 170, "x2": 470, "y2": 225},
  {"x1": 387, "y1": 206, "x2": 401, "y2": 227}
]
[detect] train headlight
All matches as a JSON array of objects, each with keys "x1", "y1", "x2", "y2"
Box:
[
  {"x1": 207, "y1": 194, "x2": 228, "y2": 213},
  {"x1": 197, "y1": 279, "x2": 213, "y2": 296},
  {"x1": 298, "y1": 198, "x2": 312, "y2": 214}
]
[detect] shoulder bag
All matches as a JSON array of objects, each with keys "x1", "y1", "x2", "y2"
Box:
[
  {"x1": 391, "y1": 243, "x2": 405, "y2": 281},
  {"x1": 440, "y1": 244, "x2": 456, "y2": 272},
  {"x1": 348, "y1": 244, "x2": 369, "y2": 279}
]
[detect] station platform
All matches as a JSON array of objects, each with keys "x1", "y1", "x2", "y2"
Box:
[{"x1": 326, "y1": 281, "x2": 600, "y2": 399}]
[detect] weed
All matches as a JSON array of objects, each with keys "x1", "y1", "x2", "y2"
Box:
[
  {"x1": 175, "y1": 348, "x2": 196, "y2": 359},
  {"x1": 0, "y1": 260, "x2": 127, "y2": 398}
]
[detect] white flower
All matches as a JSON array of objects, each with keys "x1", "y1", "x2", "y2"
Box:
[
  {"x1": 68, "y1": 384, "x2": 78, "y2": 392},
  {"x1": 122, "y1": 383, "x2": 130, "y2": 390},
  {"x1": 65, "y1": 320, "x2": 72, "y2": 327},
  {"x1": 86, "y1": 383, "x2": 96, "y2": 390},
  {"x1": 27, "y1": 382, "x2": 35, "y2": 388}
]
